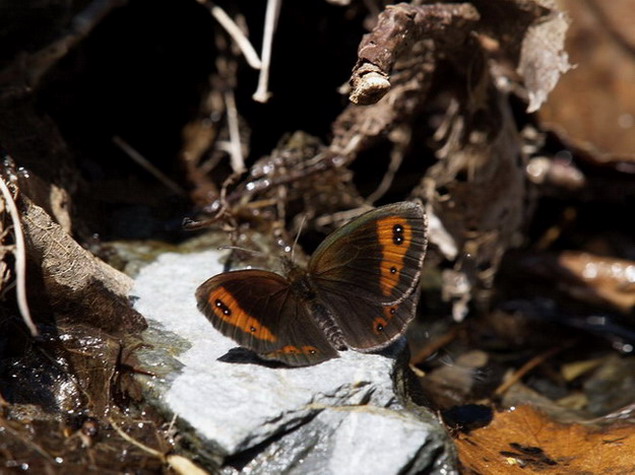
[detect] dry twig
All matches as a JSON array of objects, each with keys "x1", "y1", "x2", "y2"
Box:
[
  {"x1": 0, "y1": 177, "x2": 38, "y2": 336},
  {"x1": 109, "y1": 418, "x2": 208, "y2": 475},
  {"x1": 202, "y1": 1, "x2": 262, "y2": 69},
  {"x1": 410, "y1": 325, "x2": 461, "y2": 366},
  {"x1": 365, "y1": 128, "x2": 410, "y2": 204},
  {"x1": 494, "y1": 345, "x2": 564, "y2": 397},
  {"x1": 223, "y1": 89, "x2": 246, "y2": 173},
  {"x1": 112, "y1": 136, "x2": 186, "y2": 196},
  {"x1": 253, "y1": 0, "x2": 282, "y2": 102}
]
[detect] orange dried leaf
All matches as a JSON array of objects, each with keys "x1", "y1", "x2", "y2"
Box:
[{"x1": 456, "y1": 405, "x2": 635, "y2": 474}]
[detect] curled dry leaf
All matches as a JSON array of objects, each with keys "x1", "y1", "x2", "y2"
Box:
[
  {"x1": 348, "y1": 3, "x2": 480, "y2": 105},
  {"x1": 334, "y1": 3, "x2": 480, "y2": 157},
  {"x1": 518, "y1": 9, "x2": 572, "y2": 113},
  {"x1": 457, "y1": 404, "x2": 635, "y2": 474},
  {"x1": 59, "y1": 325, "x2": 125, "y2": 418},
  {"x1": 20, "y1": 196, "x2": 146, "y2": 334}
]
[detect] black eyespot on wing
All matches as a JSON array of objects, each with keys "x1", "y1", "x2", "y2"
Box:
[
  {"x1": 195, "y1": 270, "x2": 339, "y2": 366},
  {"x1": 320, "y1": 286, "x2": 421, "y2": 351},
  {"x1": 215, "y1": 299, "x2": 232, "y2": 316},
  {"x1": 308, "y1": 201, "x2": 427, "y2": 306}
]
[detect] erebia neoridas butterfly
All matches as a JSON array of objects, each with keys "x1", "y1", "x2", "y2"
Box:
[{"x1": 195, "y1": 201, "x2": 428, "y2": 366}]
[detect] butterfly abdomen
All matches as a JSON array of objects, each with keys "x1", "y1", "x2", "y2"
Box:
[
  {"x1": 308, "y1": 300, "x2": 347, "y2": 350},
  {"x1": 290, "y1": 274, "x2": 347, "y2": 351}
]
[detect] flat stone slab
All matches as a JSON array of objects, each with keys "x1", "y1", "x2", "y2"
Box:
[{"x1": 131, "y1": 249, "x2": 457, "y2": 474}]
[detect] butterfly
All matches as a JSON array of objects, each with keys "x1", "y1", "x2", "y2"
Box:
[{"x1": 195, "y1": 201, "x2": 428, "y2": 366}]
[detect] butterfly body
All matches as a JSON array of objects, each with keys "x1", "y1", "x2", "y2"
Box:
[
  {"x1": 269, "y1": 258, "x2": 349, "y2": 350},
  {"x1": 196, "y1": 201, "x2": 427, "y2": 366}
]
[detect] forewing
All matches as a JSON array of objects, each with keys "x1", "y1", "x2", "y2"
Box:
[
  {"x1": 309, "y1": 201, "x2": 427, "y2": 305},
  {"x1": 195, "y1": 270, "x2": 338, "y2": 366}
]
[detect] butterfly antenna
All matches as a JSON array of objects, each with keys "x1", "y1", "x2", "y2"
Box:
[
  {"x1": 291, "y1": 214, "x2": 307, "y2": 262},
  {"x1": 218, "y1": 245, "x2": 266, "y2": 257}
]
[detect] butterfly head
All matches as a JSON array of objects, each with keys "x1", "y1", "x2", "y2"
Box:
[{"x1": 281, "y1": 255, "x2": 304, "y2": 280}]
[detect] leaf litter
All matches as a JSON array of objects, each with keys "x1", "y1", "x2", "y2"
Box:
[{"x1": 0, "y1": 0, "x2": 633, "y2": 472}]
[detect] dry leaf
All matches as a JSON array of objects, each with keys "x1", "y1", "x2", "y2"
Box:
[
  {"x1": 540, "y1": 0, "x2": 635, "y2": 160},
  {"x1": 518, "y1": 10, "x2": 572, "y2": 113},
  {"x1": 561, "y1": 358, "x2": 605, "y2": 382},
  {"x1": 457, "y1": 404, "x2": 635, "y2": 474},
  {"x1": 20, "y1": 196, "x2": 146, "y2": 333},
  {"x1": 557, "y1": 251, "x2": 635, "y2": 313}
]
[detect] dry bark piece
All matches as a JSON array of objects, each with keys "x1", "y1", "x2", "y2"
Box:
[
  {"x1": 457, "y1": 404, "x2": 635, "y2": 473},
  {"x1": 349, "y1": 3, "x2": 481, "y2": 105},
  {"x1": 20, "y1": 196, "x2": 146, "y2": 334},
  {"x1": 333, "y1": 2, "x2": 482, "y2": 162}
]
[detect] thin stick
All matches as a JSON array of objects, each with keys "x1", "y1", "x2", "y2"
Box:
[
  {"x1": 0, "y1": 419, "x2": 54, "y2": 462},
  {"x1": 108, "y1": 418, "x2": 164, "y2": 459},
  {"x1": 0, "y1": 178, "x2": 38, "y2": 336},
  {"x1": 223, "y1": 90, "x2": 246, "y2": 173},
  {"x1": 365, "y1": 141, "x2": 405, "y2": 204},
  {"x1": 291, "y1": 214, "x2": 307, "y2": 261},
  {"x1": 112, "y1": 136, "x2": 186, "y2": 196},
  {"x1": 494, "y1": 345, "x2": 563, "y2": 397},
  {"x1": 205, "y1": 2, "x2": 262, "y2": 69},
  {"x1": 253, "y1": 0, "x2": 282, "y2": 103},
  {"x1": 224, "y1": 152, "x2": 339, "y2": 206},
  {"x1": 410, "y1": 325, "x2": 461, "y2": 366}
]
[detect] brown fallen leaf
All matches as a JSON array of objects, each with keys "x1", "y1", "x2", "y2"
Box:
[
  {"x1": 456, "y1": 404, "x2": 635, "y2": 474},
  {"x1": 557, "y1": 251, "x2": 635, "y2": 313},
  {"x1": 540, "y1": 0, "x2": 635, "y2": 162},
  {"x1": 517, "y1": 251, "x2": 635, "y2": 313},
  {"x1": 20, "y1": 195, "x2": 146, "y2": 334}
]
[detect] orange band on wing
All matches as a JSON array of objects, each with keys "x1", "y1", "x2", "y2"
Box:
[
  {"x1": 268, "y1": 345, "x2": 318, "y2": 356},
  {"x1": 207, "y1": 287, "x2": 278, "y2": 342},
  {"x1": 377, "y1": 216, "x2": 412, "y2": 296}
]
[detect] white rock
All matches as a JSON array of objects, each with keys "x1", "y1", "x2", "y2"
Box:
[{"x1": 132, "y1": 250, "x2": 457, "y2": 474}]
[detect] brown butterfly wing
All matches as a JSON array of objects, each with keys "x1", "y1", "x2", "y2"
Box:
[
  {"x1": 308, "y1": 202, "x2": 427, "y2": 306},
  {"x1": 317, "y1": 285, "x2": 420, "y2": 351},
  {"x1": 196, "y1": 270, "x2": 338, "y2": 366}
]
